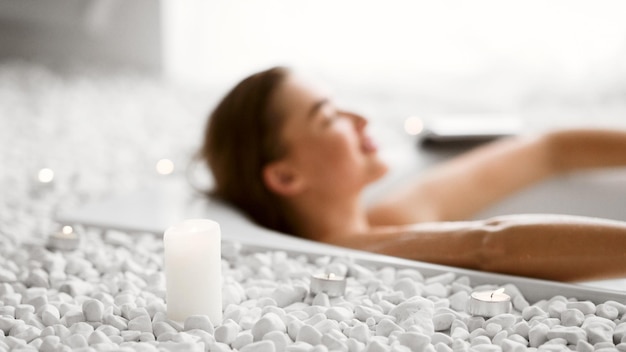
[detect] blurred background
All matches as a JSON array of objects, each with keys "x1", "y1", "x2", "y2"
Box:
[
  {"x1": 3, "y1": 0, "x2": 626, "y2": 108},
  {"x1": 2, "y1": 0, "x2": 626, "y2": 240}
]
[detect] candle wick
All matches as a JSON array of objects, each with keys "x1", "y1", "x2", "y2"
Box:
[{"x1": 491, "y1": 288, "x2": 505, "y2": 299}]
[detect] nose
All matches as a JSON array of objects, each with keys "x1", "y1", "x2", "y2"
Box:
[{"x1": 348, "y1": 112, "x2": 367, "y2": 131}]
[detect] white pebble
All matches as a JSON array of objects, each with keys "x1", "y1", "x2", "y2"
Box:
[
  {"x1": 58, "y1": 280, "x2": 93, "y2": 297},
  {"x1": 485, "y1": 314, "x2": 516, "y2": 330},
  {"x1": 512, "y1": 295, "x2": 530, "y2": 311},
  {"x1": 82, "y1": 299, "x2": 104, "y2": 322},
  {"x1": 522, "y1": 306, "x2": 548, "y2": 321},
  {"x1": 103, "y1": 314, "x2": 128, "y2": 330},
  {"x1": 40, "y1": 305, "x2": 61, "y2": 326},
  {"x1": 240, "y1": 340, "x2": 276, "y2": 352},
  {"x1": 16, "y1": 326, "x2": 41, "y2": 343},
  {"x1": 312, "y1": 293, "x2": 330, "y2": 307},
  {"x1": 232, "y1": 331, "x2": 254, "y2": 350},
  {"x1": 485, "y1": 323, "x2": 503, "y2": 338},
  {"x1": 355, "y1": 305, "x2": 384, "y2": 322},
  {"x1": 128, "y1": 307, "x2": 149, "y2": 320},
  {"x1": 188, "y1": 329, "x2": 216, "y2": 346},
  {"x1": 25, "y1": 269, "x2": 49, "y2": 288},
  {"x1": 88, "y1": 330, "x2": 112, "y2": 345},
  {"x1": 139, "y1": 332, "x2": 155, "y2": 341},
  {"x1": 38, "y1": 336, "x2": 61, "y2": 352},
  {"x1": 376, "y1": 318, "x2": 404, "y2": 337},
  {"x1": 565, "y1": 301, "x2": 596, "y2": 315},
  {"x1": 69, "y1": 321, "x2": 95, "y2": 337},
  {"x1": 214, "y1": 319, "x2": 241, "y2": 344},
  {"x1": 15, "y1": 305, "x2": 35, "y2": 320},
  {"x1": 153, "y1": 321, "x2": 177, "y2": 338},
  {"x1": 286, "y1": 341, "x2": 315, "y2": 352},
  {"x1": 582, "y1": 317, "x2": 614, "y2": 344},
  {"x1": 121, "y1": 330, "x2": 141, "y2": 342},
  {"x1": 512, "y1": 321, "x2": 529, "y2": 339},
  {"x1": 184, "y1": 314, "x2": 214, "y2": 334},
  {"x1": 397, "y1": 332, "x2": 430, "y2": 351},
  {"x1": 594, "y1": 342, "x2": 617, "y2": 350},
  {"x1": 271, "y1": 285, "x2": 308, "y2": 308},
  {"x1": 350, "y1": 323, "x2": 372, "y2": 344},
  {"x1": 128, "y1": 315, "x2": 152, "y2": 333},
  {"x1": 314, "y1": 319, "x2": 340, "y2": 335},
  {"x1": 423, "y1": 283, "x2": 448, "y2": 298},
  {"x1": 365, "y1": 339, "x2": 390, "y2": 352},
  {"x1": 66, "y1": 333, "x2": 88, "y2": 348},
  {"x1": 575, "y1": 340, "x2": 594, "y2": 352},
  {"x1": 321, "y1": 333, "x2": 345, "y2": 351},
  {"x1": 606, "y1": 301, "x2": 626, "y2": 316},
  {"x1": 432, "y1": 312, "x2": 455, "y2": 332},
  {"x1": 546, "y1": 326, "x2": 586, "y2": 345},
  {"x1": 470, "y1": 335, "x2": 491, "y2": 346},
  {"x1": 252, "y1": 312, "x2": 286, "y2": 341},
  {"x1": 500, "y1": 338, "x2": 526, "y2": 352},
  {"x1": 507, "y1": 333, "x2": 528, "y2": 346},
  {"x1": 62, "y1": 309, "x2": 85, "y2": 326},
  {"x1": 156, "y1": 330, "x2": 177, "y2": 342},
  {"x1": 460, "y1": 318, "x2": 480, "y2": 335},
  {"x1": 0, "y1": 267, "x2": 17, "y2": 282},
  {"x1": 287, "y1": 319, "x2": 304, "y2": 341},
  {"x1": 560, "y1": 309, "x2": 584, "y2": 327},
  {"x1": 389, "y1": 296, "x2": 434, "y2": 323},
  {"x1": 25, "y1": 295, "x2": 47, "y2": 311},
  {"x1": 448, "y1": 291, "x2": 468, "y2": 312},
  {"x1": 264, "y1": 331, "x2": 291, "y2": 352},
  {"x1": 326, "y1": 307, "x2": 354, "y2": 322},
  {"x1": 297, "y1": 324, "x2": 323, "y2": 345},
  {"x1": 451, "y1": 327, "x2": 470, "y2": 340},
  {"x1": 0, "y1": 306, "x2": 15, "y2": 317},
  {"x1": 2, "y1": 293, "x2": 22, "y2": 307},
  {"x1": 615, "y1": 323, "x2": 626, "y2": 344},
  {"x1": 471, "y1": 345, "x2": 500, "y2": 352},
  {"x1": 596, "y1": 304, "x2": 619, "y2": 320},
  {"x1": 393, "y1": 278, "x2": 420, "y2": 298},
  {"x1": 547, "y1": 300, "x2": 567, "y2": 319}
]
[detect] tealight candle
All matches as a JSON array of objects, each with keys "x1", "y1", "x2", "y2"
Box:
[
  {"x1": 466, "y1": 288, "x2": 512, "y2": 317},
  {"x1": 310, "y1": 273, "x2": 347, "y2": 297},
  {"x1": 164, "y1": 219, "x2": 222, "y2": 324},
  {"x1": 47, "y1": 225, "x2": 80, "y2": 251}
]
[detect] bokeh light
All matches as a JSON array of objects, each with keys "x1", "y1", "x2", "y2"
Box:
[
  {"x1": 38, "y1": 168, "x2": 55, "y2": 183},
  {"x1": 156, "y1": 159, "x2": 175, "y2": 175},
  {"x1": 404, "y1": 116, "x2": 425, "y2": 136}
]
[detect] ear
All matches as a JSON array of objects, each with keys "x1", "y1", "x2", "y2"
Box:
[{"x1": 263, "y1": 161, "x2": 306, "y2": 197}]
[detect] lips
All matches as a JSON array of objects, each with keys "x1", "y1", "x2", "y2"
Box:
[{"x1": 361, "y1": 135, "x2": 378, "y2": 153}]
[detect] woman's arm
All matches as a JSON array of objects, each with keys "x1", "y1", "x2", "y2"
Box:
[
  {"x1": 368, "y1": 128, "x2": 626, "y2": 225},
  {"x1": 323, "y1": 214, "x2": 626, "y2": 282}
]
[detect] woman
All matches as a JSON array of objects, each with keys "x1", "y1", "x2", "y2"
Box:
[{"x1": 201, "y1": 66, "x2": 626, "y2": 282}]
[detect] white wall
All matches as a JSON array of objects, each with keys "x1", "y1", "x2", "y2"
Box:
[
  {"x1": 162, "y1": 0, "x2": 626, "y2": 107},
  {"x1": 0, "y1": 0, "x2": 163, "y2": 71}
]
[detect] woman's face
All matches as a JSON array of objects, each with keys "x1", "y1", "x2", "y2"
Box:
[{"x1": 270, "y1": 74, "x2": 388, "y2": 196}]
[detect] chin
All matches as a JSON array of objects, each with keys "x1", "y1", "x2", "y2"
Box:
[{"x1": 368, "y1": 160, "x2": 389, "y2": 182}]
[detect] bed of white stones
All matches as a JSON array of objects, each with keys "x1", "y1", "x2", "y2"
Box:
[{"x1": 0, "y1": 226, "x2": 625, "y2": 352}]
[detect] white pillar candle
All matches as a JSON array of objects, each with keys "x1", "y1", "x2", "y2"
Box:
[
  {"x1": 164, "y1": 219, "x2": 222, "y2": 324},
  {"x1": 466, "y1": 288, "x2": 512, "y2": 317}
]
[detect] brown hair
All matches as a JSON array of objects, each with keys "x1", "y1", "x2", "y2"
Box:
[{"x1": 200, "y1": 66, "x2": 293, "y2": 234}]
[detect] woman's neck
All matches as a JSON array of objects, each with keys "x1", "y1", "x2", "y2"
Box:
[{"x1": 286, "y1": 191, "x2": 370, "y2": 240}]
